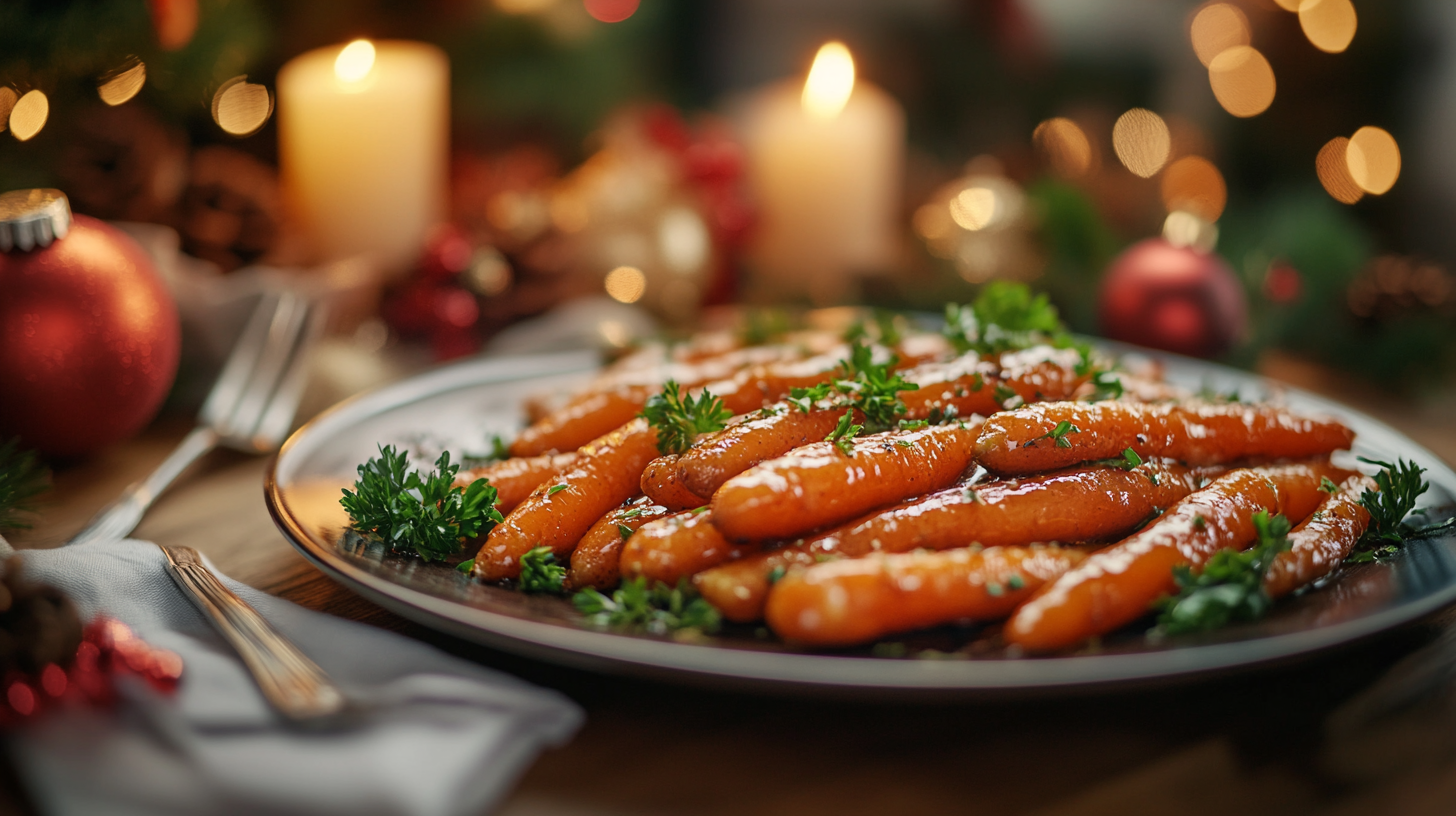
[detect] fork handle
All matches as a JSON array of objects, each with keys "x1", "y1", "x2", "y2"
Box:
[
  {"x1": 161, "y1": 545, "x2": 349, "y2": 723},
  {"x1": 69, "y1": 427, "x2": 220, "y2": 546}
]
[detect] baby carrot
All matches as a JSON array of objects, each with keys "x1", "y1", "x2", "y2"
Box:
[
  {"x1": 475, "y1": 418, "x2": 660, "y2": 581},
  {"x1": 458, "y1": 451, "x2": 577, "y2": 514},
  {"x1": 1003, "y1": 462, "x2": 1338, "y2": 652},
  {"x1": 640, "y1": 453, "x2": 710, "y2": 510},
  {"x1": 566, "y1": 496, "x2": 674, "y2": 591},
  {"x1": 1264, "y1": 474, "x2": 1375, "y2": 599},
  {"x1": 619, "y1": 508, "x2": 761, "y2": 587},
  {"x1": 695, "y1": 459, "x2": 1210, "y2": 623},
  {"x1": 711, "y1": 421, "x2": 983, "y2": 543},
  {"x1": 510, "y1": 386, "x2": 653, "y2": 457},
  {"x1": 675, "y1": 402, "x2": 850, "y2": 501},
  {"x1": 975, "y1": 401, "x2": 1355, "y2": 475},
  {"x1": 765, "y1": 545, "x2": 1088, "y2": 647}
]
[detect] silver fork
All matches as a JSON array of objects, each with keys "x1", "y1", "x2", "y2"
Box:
[{"x1": 69, "y1": 289, "x2": 326, "y2": 547}]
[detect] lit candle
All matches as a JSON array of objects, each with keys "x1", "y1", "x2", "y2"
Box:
[
  {"x1": 278, "y1": 39, "x2": 448, "y2": 273},
  {"x1": 739, "y1": 42, "x2": 905, "y2": 303}
]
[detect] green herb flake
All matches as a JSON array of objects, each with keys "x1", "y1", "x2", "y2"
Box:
[
  {"x1": 1150, "y1": 510, "x2": 1291, "y2": 636},
  {"x1": 1349, "y1": 457, "x2": 1456, "y2": 560},
  {"x1": 992, "y1": 384, "x2": 1022, "y2": 410},
  {"x1": 1007, "y1": 573, "x2": 1025, "y2": 590},
  {"x1": 572, "y1": 577, "x2": 721, "y2": 635},
  {"x1": 1320, "y1": 476, "x2": 1341, "y2": 495},
  {"x1": 1193, "y1": 514, "x2": 1207, "y2": 531},
  {"x1": 519, "y1": 546, "x2": 566, "y2": 594},
  {"x1": 547, "y1": 483, "x2": 570, "y2": 497},
  {"x1": 787, "y1": 383, "x2": 834, "y2": 414},
  {"x1": 616, "y1": 523, "x2": 635, "y2": 540},
  {"x1": 942, "y1": 282, "x2": 1069, "y2": 355},
  {"x1": 456, "y1": 558, "x2": 475, "y2": 574},
  {"x1": 1026, "y1": 420, "x2": 1081, "y2": 449},
  {"x1": 767, "y1": 565, "x2": 787, "y2": 585},
  {"x1": 986, "y1": 581, "x2": 1005, "y2": 597},
  {"x1": 826, "y1": 409, "x2": 864, "y2": 456},
  {"x1": 640, "y1": 380, "x2": 735, "y2": 455},
  {"x1": 340, "y1": 445, "x2": 504, "y2": 562},
  {"x1": 898, "y1": 419, "x2": 929, "y2": 430}
]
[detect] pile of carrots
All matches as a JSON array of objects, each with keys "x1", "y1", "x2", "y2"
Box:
[{"x1": 461, "y1": 319, "x2": 1370, "y2": 652}]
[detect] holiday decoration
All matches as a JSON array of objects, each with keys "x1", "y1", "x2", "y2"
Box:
[
  {"x1": 0, "y1": 192, "x2": 181, "y2": 457},
  {"x1": 0, "y1": 563, "x2": 181, "y2": 727},
  {"x1": 1098, "y1": 237, "x2": 1247, "y2": 359},
  {"x1": 56, "y1": 104, "x2": 188, "y2": 225},
  {"x1": 178, "y1": 146, "x2": 289, "y2": 272},
  {"x1": 914, "y1": 158, "x2": 1039, "y2": 286}
]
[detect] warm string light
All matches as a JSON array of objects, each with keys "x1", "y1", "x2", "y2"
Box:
[
  {"x1": 1208, "y1": 46, "x2": 1276, "y2": 117},
  {"x1": 211, "y1": 76, "x2": 273, "y2": 136},
  {"x1": 1190, "y1": 3, "x2": 1250, "y2": 67},
  {"x1": 802, "y1": 42, "x2": 855, "y2": 121},
  {"x1": 98, "y1": 58, "x2": 146, "y2": 106},
  {"x1": 1032, "y1": 117, "x2": 1092, "y2": 179},
  {"x1": 1112, "y1": 108, "x2": 1170, "y2": 178},
  {"x1": 1298, "y1": 0, "x2": 1357, "y2": 54},
  {"x1": 1316, "y1": 136, "x2": 1364, "y2": 204},
  {"x1": 1160, "y1": 156, "x2": 1227, "y2": 222},
  {"x1": 604, "y1": 265, "x2": 646, "y2": 303},
  {"x1": 1347, "y1": 126, "x2": 1400, "y2": 195},
  {"x1": 0, "y1": 88, "x2": 16, "y2": 135},
  {"x1": 9, "y1": 90, "x2": 48, "y2": 141}
]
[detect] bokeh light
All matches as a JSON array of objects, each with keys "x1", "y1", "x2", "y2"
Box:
[
  {"x1": 211, "y1": 77, "x2": 273, "y2": 136},
  {"x1": 1208, "y1": 46, "x2": 1276, "y2": 118},
  {"x1": 949, "y1": 187, "x2": 997, "y2": 231},
  {"x1": 1112, "y1": 108, "x2": 1171, "y2": 178},
  {"x1": 584, "y1": 0, "x2": 639, "y2": 23},
  {"x1": 1032, "y1": 117, "x2": 1092, "y2": 179},
  {"x1": 1271, "y1": 0, "x2": 1301, "y2": 10},
  {"x1": 1317, "y1": 136, "x2": 1364, "y2": 204},
  {"x1": 335, "y1": 40, "x2": 377, "y2": 83},
  {"x1": 1299, "y1": 0, "x2": 1357, "y2": 54},
  {"x1": 1190, "y1": 3, "x2": 1251, "y2": 68},
  {"x1": 1346, "y1": 126, "x2": 1400, "y2": 195},
  {"x1": 495, "y1": 0, "x2": 558, "y2": 12},
  {"x1": 9, "y1": 90, "x2": 48, "y2": 141},
  {"x1": 1163, "y1": 211, "x2": 1219, "y2": 253},
  {"x1": 604, "y1": 265, "x2": 646, "y2": 303},
  {"x1": 0, "y1": 88, "x2": 16, "y2": 134},
  {"x1": 98, "y1": 58, "x2": 146, "y2": 106},
  {"x1": 1160, "y1": 156, "x2": 1227, "y2": 222},
  {"x1": 803, "y1": 42, "x2": 855, "y2": 120}
]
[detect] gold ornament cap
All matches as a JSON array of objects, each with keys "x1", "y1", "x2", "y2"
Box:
[{"x1": 0, "y1": 189, "x2": 72, "y2": 252}]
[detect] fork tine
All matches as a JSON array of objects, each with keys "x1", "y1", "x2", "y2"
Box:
[
  {"x1": 250, "y1": 299, "x2": 328, "y2": 449},
  {"x1": 200, "y1": 291, "x2": 283, "y2": 428},
  {"x1": 217, "y1": 291, "x2": 310, "y2": 442}
]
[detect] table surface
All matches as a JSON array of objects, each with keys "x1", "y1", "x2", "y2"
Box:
[{"x1": 8, "y1": 352, "x2": 1456, "y2": 816}]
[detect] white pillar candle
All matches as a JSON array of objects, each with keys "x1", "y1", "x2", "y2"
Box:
[
  {"x1": 278, "y1": 39, "x2": 448, "y2": 273},
  {"x1": 740, "y1": 42, "x2": 905, "y2": 303}
]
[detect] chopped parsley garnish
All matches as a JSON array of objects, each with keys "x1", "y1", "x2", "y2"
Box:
[
  {"x1": 1026, "y1": 420, "x2": 1081, "y2": 449},
  {"x1": 898, "y1": 419, "x2": 929, "y2": 430},
  {"x1": 1347, "y1": 457, "x2": 1456, "y2": 563},
  {"x1": 1007, "y1": 573, "x2": 1025, "y2": 590},
  {"x1": 787, "y1": 383, "x2": 833, "y2": 414},
  {"x1": 547, "y1": 483, "x2": 570, "y2": 497},
  {"x1": 986, "y1": 581, "x2": 1005, "y2": 597},
  {"x1": 992, "y1": 384, "x2": 1022, "y2": 409},
  {"x1": 826, "y1": 410, "x2": 864, "y2": 455},
  {"x1": 519, "y1": 546, "x2": 566, "y2": 593},
  {"x1": 942, "y1": 282, "x2": 1068, "y2": 355},
  {"x1": 1094, "y1": 448, "x2": 1144, "y2": 471},
  {"x1": 767, "y1": 565, "x2": 787, "y2": 585},
  {"x1": 838, "y1": 341, "x2": 919, "y2": 430},
  {"x1": 1086, "y1": 370, "x2": 1125, "y2": 402},
  {"x1": 1319, "y1": 477, "x2": 1341, "y2": 494},
  {"x1": 340, "y1": 445, "x2": 503, "y2": 562},
  {"x1": 573, "y1": 577, "x2": 721, "y2": 635},
  {"x1": 1151, "y1": 510, "x2": 1291, "y2": 636},
  {"x1": 616, "y1": 523, "x2": 635, "y2": 540},
  {"x1": 739, "y1": 309, "x2": 794, "y2": 346},
  {"x1": 640, "y1": 380, "x2": 734, "y2": 455},
  {"x1": 456, "y1": 558, "x2": 475, "y2": 574}
]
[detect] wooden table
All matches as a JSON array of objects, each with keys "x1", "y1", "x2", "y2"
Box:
[{"x1": 7, "y1": 354, "x2": 1456, "y2": 816}]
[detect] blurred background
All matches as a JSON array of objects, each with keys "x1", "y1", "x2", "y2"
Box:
[{"x1": 1, "y1": 0, "x2": 1452, "y2": 404}]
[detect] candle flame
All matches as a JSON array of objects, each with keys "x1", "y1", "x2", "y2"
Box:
[
  {"x1": 802, "y1": 42, "x2": 855, "y2": 121},
  {"x1": 335, "y1": 39, "x2": 377, "y2": 83}
]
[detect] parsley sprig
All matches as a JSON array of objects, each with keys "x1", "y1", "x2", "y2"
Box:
[
  {"x1": 640, "y1": 380, "x2": 734, "y2": 455},
  {"x1": 0, "y1": 438, "x2": 48, "y2": 531},
  {"x1": 1026, "y1": 420, "x2": 1081, "y2": 449},
  {"x1": 1347, "y1": 457, "x2": 1456, "y2": 563},
  {"x1": 340, "y1": 445, "x2": 503, "y2": 561},
  {"x1": 826, "y1": 410, "x2": 864, "y2": 455},
  {"x1": 1151, "y1": 510, "x2": 1291, "y2": 637},
  {"x1": 784, "y1": 341, "x2": 919, "y2": 431},
  {"x1": 519, "y1": 546, "x2": 567, "y2": 593},
  {"x1": 943, "y1": 282, "x2": 1069, "y2": 355},
  {"x1": 573, "y1": 577, "x2": 722, "y2": 635}
]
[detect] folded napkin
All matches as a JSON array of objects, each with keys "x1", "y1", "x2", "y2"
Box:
[{"x1": 0, "y1": 537, "x2": 582, "y2": 816}]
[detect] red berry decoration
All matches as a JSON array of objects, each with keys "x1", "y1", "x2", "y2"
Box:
[
  {"x1": 0, "y1": 207, "x2": 181, "y2": 457},
  {"x1": 1098, "y1": 238, "x2": 1248, "y2": 359}
]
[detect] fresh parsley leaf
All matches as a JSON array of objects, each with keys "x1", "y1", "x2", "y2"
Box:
[
  {"x1": 942, "y1": 282, "x2": 1068, "y2": 355},
  {"x1": 340, "y1": 445, "x2": 504, "y2": 562},
  {"x1": 787, "y1": 383, "x2": 834, "y2": 414},
  {"x1": 640, "y1": 380, "x2": 734, "y2": 455},
  {"x1": 873, "y1": 310, "x2": 904, "y2": 346},
  {"x1": 1026, "y1": 420, "x2": 1081, "y2": 449},
  {"x1": 739, "y1": 309, "x2": 794, "y2": 346},
  {"x1": 1349, "y1": 457, "x2": 1456, "y2": 561},
  {"x1": 616, "y1": 523, "x2": 634, "y2": 540},
  {"x1": 898, "y1": 419, "x2": 929, "y2": 430},
  {"x1": 519, "y1": 546, "x2": 566, "y2": 593},
  {"x1": 572, "y1": 577, "x2": 722, "y2": 634},
  {"x1": 1086, "y1": 370, "x2": 1125, "y2": 402},
  {"x1": 456, "y1": 558, "x2": 475, "y2": 574},
  {"x1": 826, "y1": 410, "x2": 864, "y2": 455},
  {"x1": 1151, "y1": 510, "x2": 1292, "y2": 636},
  {"x1": 0, "y1": 437, "x2": 48, "y2": 531},
  {"x1": 767, "y1": 565, "x2": 787, "y2": 585},
  {"x1": 547, "y1": 483, "x2": 570, "y2": 497},
  {"x1": 1320, "y1": 477, "x2": 1340, "y2": 494},
  {"x1": 834, "y1": 341, "x2": 919, "y2": 431},
  {"x1": 992, "y1": 383, "x2": 1022, "y2": 409},
  {"x1": 1093, "y1": 448, "x2": 1144, "y2": 471}
]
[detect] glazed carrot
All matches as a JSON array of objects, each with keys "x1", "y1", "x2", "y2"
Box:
[
  {"x1": 711, "y1": 421, "x2": 983, "y2": 543},
  {"x1": 696, "y1": 458, "x2": 1211, "y2": 623},
  {"x1": 640, "y1": 454, "x2": 710, "y2": 510},
  {"x1": 1003, "y1": 462, "x2": 1339, "y2": 652},
  {"x1": 765, "y1": 545, "x2": 1088, "y2": 646},
  {"x1": 975, "y1": 401, "x2": 1355, "y2": 475},
  {"x1": 458, "y1": 451, "x2": 577, "y2": 514},
  {"x1": 510, "y1": 386, "x2": 653, "y2": 457},
  {"x1": 476, "y1": 418, "x2": 660, "y2": 581},
  {"x1": 709, "y1": 348, "x2": 856, "y2": 414},
  {"x1": 566, "y1": 496, "x2": 674, "y2": 591},
  {"x1": 1264, "y1": 474, "x2": 1375, "y2": 599},
  {"x1": 619, "y1": 509, "x2": 761, "y2": 587},
  {"x1": 674, "y1": 402, "x2": 850, "y2": 501}
]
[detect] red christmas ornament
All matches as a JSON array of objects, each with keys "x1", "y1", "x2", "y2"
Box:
[
  {"x1": 0, "y1": 193, "x2": 181, "y2": 457},
  {"x1": 1098, "y1": 238, "x2": 1247, "y2": 358}
]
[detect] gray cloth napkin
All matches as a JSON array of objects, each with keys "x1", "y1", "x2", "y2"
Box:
[{"x1": 0, "y1": 537, "x2": 582, "y2": 816}]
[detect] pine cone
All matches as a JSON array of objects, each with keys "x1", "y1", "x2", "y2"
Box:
[
  {"x1": 0, "y1": 560, "x2": 83, "y2": 676},
  {"x1": 178, "y1": 146, "x2": 285, "y2": 272},
  {"x1": 56, "y1": 103, "x2": 188, "y2": 224}
]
